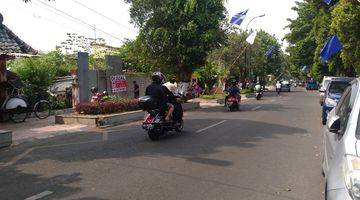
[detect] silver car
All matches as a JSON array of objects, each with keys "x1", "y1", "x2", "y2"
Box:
[{"x1": 323, "y1": 78, "x2": 360, "y2": 200}]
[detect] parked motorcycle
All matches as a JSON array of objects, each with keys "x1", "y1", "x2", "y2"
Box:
[
  {"x1": 90, "y1": 87, "x2": 108, "y2": 103},
  {"x1": 226, "y1": 95, "x2": 240, "y2": 112},
  {"x1": 139, "y1": 96, "x2": 184, "y2": 141}
]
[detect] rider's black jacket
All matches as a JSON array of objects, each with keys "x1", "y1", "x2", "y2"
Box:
[{"x1": 145, "y1": 82, "x2": 168, "y2": 111}]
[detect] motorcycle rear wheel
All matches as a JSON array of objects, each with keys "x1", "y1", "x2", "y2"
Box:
[
  {"x1": 175, "y1": 120, "x2": 184, "y2": 133},
  {"x1": 148, "y1": 130, "x2": 161, "y2": 141}
]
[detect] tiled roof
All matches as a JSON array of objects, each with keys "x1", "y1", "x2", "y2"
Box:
[{"x1": 0, "y1": 13, "x2": 37, "y2": 55}]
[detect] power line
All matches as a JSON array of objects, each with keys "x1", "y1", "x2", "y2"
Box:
[
  {"x1": 70, "y1": 0, "x2": 135, "y2": 32},
  {"x1": 35, "y1": 0, "x2": 123, "y2": 41}
]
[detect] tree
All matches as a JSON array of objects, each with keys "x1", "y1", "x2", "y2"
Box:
[
  {"x1": 125, "y1": 0, "x2": 227, "y2": 81},
  {"x1": 196, "y1": 62, "x2": 219, "y2": 94},
  {"x1": 208, "y1": 30, "x2": 284, "y2": 82},
  {"x1": 8, "y1": 57, "x2": 56, "y2": 104},
  {"x1": 285, "y1": 0, "x2": 359, "y2": 80},
  {"x1": 284, "y1": 1, "x2": 317, "y2": 79},
  {"x1": 331, "y1": 0, "x2": 360, "y2": 75}
]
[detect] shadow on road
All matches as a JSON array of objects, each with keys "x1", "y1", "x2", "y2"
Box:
[{"x1": 0, "y1": 88, "x2": 311, "y2": 200}]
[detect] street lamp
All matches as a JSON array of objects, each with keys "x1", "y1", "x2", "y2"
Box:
[
  {"x1": 244, "y1": 14, "x2": 265, "y2": 83},
  {"x1": 246, "y1": 14, "x2": 266, "y2": 30}
]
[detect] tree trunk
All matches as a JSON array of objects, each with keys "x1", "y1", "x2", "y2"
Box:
[{"x1": 178, "y1": 64, "x2": 192, "y2": 82}]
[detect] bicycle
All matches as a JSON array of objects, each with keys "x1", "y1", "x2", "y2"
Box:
[{"x1": 0, "y1": 81, "x2": 51, "y2": 123}]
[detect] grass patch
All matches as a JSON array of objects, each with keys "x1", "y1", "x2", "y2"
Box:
[
  {"x1": 200, "y1": 93, "x2": 225, "y2": 100},
  {"x1": 241, "y1": 89, "x2": 252, "y2": 95}
]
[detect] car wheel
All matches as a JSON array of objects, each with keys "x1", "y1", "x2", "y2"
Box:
[
  {"x1": 322, "y1": 118, "x2": 327, "y2": 125},
  {"x1": 325, "y1": 181, "x2": 328, "y2": 200}
]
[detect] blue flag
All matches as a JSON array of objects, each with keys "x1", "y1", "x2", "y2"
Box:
[
  {"x1": 320, "y1": 35, "x2": 343, "y2": 63},
  {"x1": 265, "y1": 46, "x2": 275, "y2": 58},
  {"x1": 323, "y1": 0, "x2": 332, "y2": 5},
  {"x1": 230, "y1": 10, "x2": 248, "y2": 26}
]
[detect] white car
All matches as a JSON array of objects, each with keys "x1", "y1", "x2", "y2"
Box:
[
  {"x1": 323, "y1": 78, "x2": 360, "y2": 200},
  {"x1": 320, "y1": 76, "x2": 336, "y2": 105}
]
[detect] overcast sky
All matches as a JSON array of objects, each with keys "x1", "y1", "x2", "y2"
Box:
[{"x1": 0, "y1": 0, "x2": 298, "y2": 52}]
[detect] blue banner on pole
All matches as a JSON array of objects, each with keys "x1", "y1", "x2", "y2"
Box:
[
  {"x1": 265, "y1": 46, "x2": 275, "y2": 59},
  {"x1": 230, "y1": 10, "x2": 248, "y2": 26},
  {"x1": 323, "y1": 0, "x2": 332, "y2": 5},
  {"x1": 320, "y1": 35, "x2": 343, "y2": 63}
]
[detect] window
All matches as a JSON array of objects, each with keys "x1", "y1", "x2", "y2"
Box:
[{"x1": 336, "y1": 81, "x2": 359, "y2": 136}]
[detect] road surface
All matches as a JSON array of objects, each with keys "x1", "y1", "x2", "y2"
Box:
[{"x1": 0, "y1": 88, "x2": 324, "y2": 200}]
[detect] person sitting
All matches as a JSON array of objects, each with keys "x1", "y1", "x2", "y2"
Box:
[
  {"x1": 254, "y1": 82, "x2": 262, "y2": 92},
  {"x1": 225, "y1": 81, "x2": 241, "y2": 104},
  {"x1": 145, "y1": 72, "x2": 174, "y2": 122}
]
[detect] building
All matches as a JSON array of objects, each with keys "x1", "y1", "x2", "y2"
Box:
[{"x1": 0, "y1": 13, "x2": 37, "y2": 105}]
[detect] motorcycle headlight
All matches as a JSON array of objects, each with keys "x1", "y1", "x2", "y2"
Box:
[
  {"x1": 325, "y1": 98, "x2": 337, "y2": 107},
  {"x1": 344, "y1": 155, "x2": 360, "y2": 200}
]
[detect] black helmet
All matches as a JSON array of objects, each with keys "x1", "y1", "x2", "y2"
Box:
[
  {"x1": 90, "y1": 87, "x2": 98, "y2": 93},
  {"x1": 152, "y1": 72, "x2": 166, "y2": 84}
]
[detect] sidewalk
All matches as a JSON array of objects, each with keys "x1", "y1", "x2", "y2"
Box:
[{"x1": 1, "y1": 116, "x2": 90, "y2": 145}]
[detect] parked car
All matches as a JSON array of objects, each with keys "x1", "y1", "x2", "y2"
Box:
[
  {"x1": 320, "y1": 76, "x2": 336, "y2": 105},
  {"x1": 321, "y1": 78, "x2": 354, "y2": 125},
  {"x1": 280, "y1": 81, "x2": 291, "y2": 92},
  {"x1": 322, "y1": 78, "x2": 360, "y2": 200},
  {"x1": 306, "y1": 80, "x2": 318, "y2": 90}
]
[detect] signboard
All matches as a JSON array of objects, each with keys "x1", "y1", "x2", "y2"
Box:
[{"x1": 111, "y1": 75, "x2": 128, "y2": 93}]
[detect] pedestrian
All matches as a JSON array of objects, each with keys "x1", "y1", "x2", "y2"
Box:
[
  {"x1": 133, "y1": 80, "x2": 140, "y2": 99},
  {"x1": 194, "y1": 83, "x2": 202, "y2": 98}
]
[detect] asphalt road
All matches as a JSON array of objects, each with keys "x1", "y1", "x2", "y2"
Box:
[{"x1": 0, "y1": 88, "x2": 324, "y2": 200}]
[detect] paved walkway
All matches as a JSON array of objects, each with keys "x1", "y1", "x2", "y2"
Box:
[{"x1": 1, "y1": 116, "x2": 89, "y2": 144}]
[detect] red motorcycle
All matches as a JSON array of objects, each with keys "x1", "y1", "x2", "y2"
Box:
[{"x1": 90, "y1": 87, "x2": 108, "y2": 103}]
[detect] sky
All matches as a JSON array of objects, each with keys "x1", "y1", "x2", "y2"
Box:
[{"x1": 0, "y1": 0, "x2": 298, "y2": 52}]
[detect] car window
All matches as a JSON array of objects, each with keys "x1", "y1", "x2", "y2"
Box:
[
  {"x1": 324, "y1": 80, "x2": 331, "y2": 89},
  {"x1": 328, "y1": 82, "x2": 350, "y2": 94},
  {"x1": 335, "y1": 87, "x2": 351, "y2": 136},
  {"x1": 336, "y1": 82, "x2": 358, "y2": 136}
]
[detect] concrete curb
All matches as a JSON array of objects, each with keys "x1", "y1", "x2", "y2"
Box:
[
  {"x1": 55, "y1": 102, "x2": 201, "y2": 128},
  {"x1": 0, "y1": 130, "x2": 12, "y2": 148}
]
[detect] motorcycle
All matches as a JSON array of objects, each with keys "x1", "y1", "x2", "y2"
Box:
[
  {"x1": 255, "y1": 90, "x2": 263, "y2": 100},
  {"x1": 139, "y1": 96, "x2": 184, "y2": 141},
  {"x1": 90, "y1": 88, "x2": 108, "y2": 103},
  {"x1": 226, "y1": 94, "x2": 240, "y2": 112}
]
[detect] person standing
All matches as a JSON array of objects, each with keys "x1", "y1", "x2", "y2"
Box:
[{"x1": 133, "y1": 80, "x2": 140, "y2": 99}]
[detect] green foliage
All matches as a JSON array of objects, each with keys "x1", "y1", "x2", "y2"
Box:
[
  {"x1": 240, "y1": 88, "x2": 252, "y2": 95},
  {"x1": 331, "y1": 0, "x2": 360, "y2": 75},
  {"x1": 285, "y1": 0, "x2": 359, "y2": 80},
  {"x1": 125, "y1": 0, "x2": 227, "y2": 81},
  {"x1": 208, "y1": 30, "x2": 284, "y2": 81},
  {"x1": 196, "y1": 62, "x2": 219, "y2": 94},
  {"x1": 9, "y1": 57, "x2": 56, "y2": 104},
  {"x1": 200, "y1": 93, "x2": 225, "y2": 100}
]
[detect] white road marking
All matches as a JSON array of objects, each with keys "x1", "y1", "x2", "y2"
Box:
[
  {"x1": 0, "y1": 148, "x2": 34, "y2": 168},
  {"x1": 196, "y1": 120, "x2": 227, "y2": 133},
  {"x1": 25, "y1": 191, "x2": 53, "y2": 200},
  {"x1": 251, "y1": 106, "x2": 262, "y2": 111}
]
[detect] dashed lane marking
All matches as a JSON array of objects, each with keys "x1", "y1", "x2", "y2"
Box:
[
  {"x1": 251, "y1": 106, "x2": 262, "y2": 111},
  {"x1": 196, "y1": 120, "x2": 227, "y2": 133},
  {"x1": 24, "y1": 190, "x2": 53, "y2": 200}
]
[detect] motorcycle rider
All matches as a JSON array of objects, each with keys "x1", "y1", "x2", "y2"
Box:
[
  {"x1": 254, "y1": 82, "x2": 262, "y2": 93},
  {"x1": 145, "y1": 72, "x2": 174, "y2": 122},
  {"x1": 276, "y1": 81, "x2": 282, "y2": 95},
  {"x1": 162, "y1": 81, "x2": 183, "y2": 124},
  {"x1": 225, "y1": 81, "x2": 241, "y2": 104}
]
